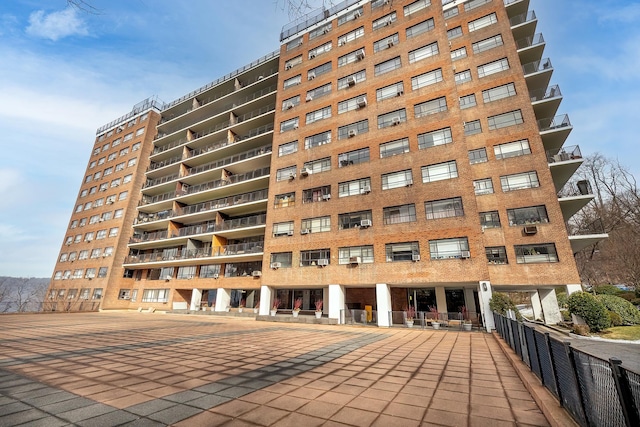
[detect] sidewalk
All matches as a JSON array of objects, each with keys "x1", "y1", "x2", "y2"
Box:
[{"x1": 0, "y1": 312, "x2": 554, "y2": 426}]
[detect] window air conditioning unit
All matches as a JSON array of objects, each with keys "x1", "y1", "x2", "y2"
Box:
[
  {"x1": 213, "y1": 273, "x2": 219, "y2": 279},
  {"x1": 285, "y1": 63, "x2": 292, "y2": 70},
  {"x1": 289, "y1": 173, "x2": 296, "y2": 180},
  {"x1": 323, "y1": 27, "x2": 330, "y2": 34},
  {"x1": 353, "y1": 10, "x2": 361, "y2": 19},
  {"x1": 293, "y1": 123, "x2": 299, "y2": 129},
  {"x1": 392, "y1": 117, "x2": 401, "y2": 126},
  {"x1": 300, "y1": 228, "x2": 310, "y2": 235},
  {"x1": 251, "y1": 271, "x2": 262, "y2": 277},
  {"x1": 308, "y1": 71, "x2": 316, "y2": 80},
  {"x1": 339, "y1": 38, "x2": 347, "y2": 46},
  {"x1": 309, "y1": 52, "x2": 316, "y2": 59},
  {"x1": 360, "y1": 219, "x2": 372, "y2": 228},
  {"x1": 349, "y1": 256, "x2": 361, "y2": 264},
  {"x1": 346, "y1": 76, "x2": 356, "y2": 86},
  {"x1": 270, "y1": 262, "x2": 282, "y2": 269},
  {"x1": 356, "y1": 49, "x2": 365, "y2": 60},
  {"x1": 322, "y1": 194, "x2": 331, "y2": 201},
  {"x1": 412, "y1": 254, "x2": 421, "y2": 262},
  {"x1": 300, "y1": 167, "x2": 310, "y2": 177},
  {"x1": 357, "y1": 96, "x2": 367, "y2": 108},
  {"x1": 165, "y1": 275, "x2": 172, "y2": 281},
  {"x1": 360, "y1": 185, "x2": 371, "y2": 194},
  {"x1": 387, "y1": 38, "x2": 395, "y2": 47},
  {"x1": 317, "y1": 259, "x2": 329, "y2": 266},
  {"x1": 287, "y1": 230, "x2": 294, "y2": 236},
  {"x1": 306, "y1": 94, "x2": 313, "y2": 102},
  {"x1": 397, "y1": 89, "x2": 404, "y2": 96},
  {"x1": 284, "y1": 102, "x2": 294, "y2": 110},
  {"x1": 524, "y1": 225, "x2": 538, "y2": 235},
  {"x1": 461, "y1": 250, "x2": 471, "y2": 259},
  {"x1": 348, "y1": 129, "x2": 357, "y2": 138},
  {"x1": 385, "y1": 18, "x2": 393, "y2": 26}
]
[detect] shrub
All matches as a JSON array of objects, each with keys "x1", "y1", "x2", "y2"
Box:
[
  {"x1": 489, "y1": 292, "x2": 522, "y2": 320},
  {"x1": 556, "y1": 292, "x2": 568, "y2": 309},
  {"x1": 596, "y1": 294, "x2": 640, "y2": 325},
  {"x1": 572, "y1": 324, "x2": 591, "y2": 336},
  {"x1": 608, "y1": 311, "x2": 623, "y2": 327},
  {"x1": 567, "y1": 292, "x2": 611, "y2": 332},
  {"x1": 619, "y1": 291, "x2": 636, "y2": 302},
  {"x1": 561, "y1": 310, "x2": 571, "y2": 322},
  {"x1": 592, "y1": 284, "x2": 621, "y2": 296}
]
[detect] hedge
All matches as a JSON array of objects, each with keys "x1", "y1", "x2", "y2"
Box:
[
  {"x1": 596, "y1": 294, "x2": 640, "y2": 325},
  {"x1": 567, "y1": 292, "x2": 611, "y2": 332}
]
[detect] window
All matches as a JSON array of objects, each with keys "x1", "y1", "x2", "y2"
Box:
[
  {"x1": 339, "y1": 246, "x2": 374, "y2": 264},
  {"x1": 308, "y1": 43, "x2": 332, "y2": 60},
  {"x1": 123, "y1": 132, "x2": 133, "y2": 142},
  {"x1": 85, "y1": 268, "x2": 96, "y2": 279},
  {"x1": 454, "y1": 70, "x2": 472, "y2": 84},
  {"x1": 301, "y1": 216, "x2": 331, "y2": 233},
  {"x1": 142, "y1": 289, "x2": 170, "y2": 302},
  {"x1": 305, "y1": 130, "x2": 331, "y2": 149},
  {"x1": 89, "y1": 187, "x2": 97, "y2": 195},
  {"x1": 494, "y1": 139, "x2": 531, "y2": 159},
  {"x1": 280, "y1": 117, "x2": 299, "y2": 133},
  {"x1": 515, "y1": 244, "x2": 558, "y2": 264},
  {"x1": 338, "y1": 120, "x2": 368, "y2": 139},
  {"x1": 177, "y1": 266, "x2": 196, "y2": 279},
  {"x1": 286, "y1": 37, "x2": 302, "y2": 51},
  {"x1": 200, "y1": 264, "x2": 221, "y2": 278},
  {"x1": 102, "y1": 144, "x2": 110, "y2": 152},
  {"x1": 84, "y1": 176, "x2": 92, "y2": 184},
  {"x1": 500, "y1": 171, "x2": 539, "y2": 192},
  {"x1": 115, "y1": 162, "x2": 125, "y2": 172},
  {"x1": 480, "y1": 211, "x2": 501, "y2": 228},
  {"x1": 425, "y1": 197, "x2": 463, "y2": 220},
  {"x1": 283, "y1": 75, "x2": 301, "y2": 89},
  {"x1": 473, "y1": 34, "x2": 503, "y2": 54},
  {"x1": 338, "y1": 7, "x2": 363, "y2": 25},
  {"x1": 374, "y1": 57, "x2": 402, "y2": 76},
  {"x1": 308, "y1": 62, "x2": 332, "y2": 80},
  {"x1": 507, "y1": 205, "x2": 549, "y2": 226},
  {"x1": 464, "y1": 0, "x2": 492, "y2": 11},
  {"x1": 72, "y1": 269, "x2": 83, "y2": 279},
  {"x1": 113, "y1": 209, "x2": 123, "y2": 219},
  {"x1": 110, "y1": 178, "x2": 121, "y2": 188},
  {"x1": 338, "y1": 94, "x2": 367, "y2": 113},
  {"x1": 383, "y1": 204, "x2": 417, "y2": 225},
  {"x1": 338, "y1": 210, "x2": 372, "y2": 230},
  {"x1": 468, "y1": 148, "x2": 488, "y2": 164},
  {"x1": 140, "y1": 112, "x2": 148, "y2": 121},
  {"x1": 309, "y1": 23, "x2": 332, "y2": 40},
  {"x1": 270, "y1": 253, "x2": 292, "y2": 268},
  {"x1": 96, "y1": 230, "x2": 106, "y2": 240},
  {"x1": 414, "y1": 97, "x2": 447, "y2": 118},
  {"x1": 89, "y1": 161, "x2": 96, "y2": 169},
  {"x1": 108, "y1": 227, "x2": 119, "y2": 237},
  {"x1": 464, "y1": 120, "x2": 482, "y2": 136},
  {"x1": 300, "y1": 249, "x2": 330, "y2": 267},
  {"x1": 90, "y1": 248, "x2": 102, "y2": 258},
  {"x1": 275, "y1": 192, "x2": 295, "y2": 208},
  {"x1": 63, "y1": 270, "x2": 72, "y2": 280},
  {"x1": 482, "y1": 82, "x2": 516, "y2": 103},
  {"x1": 421, "y1": 161, "x2": 458, "y2": 183},
  {"x1": 404, "y1": 0, "x2": 431, "y2": 16},
  {"x1": 337, "y1": 26, "x2": 365, "y2": 48},
  {"x1": 118, "y1": 191, "x2": 128, "y2": 201},
  {"x1": 225, "y1": 262, "x2": 263, "y2": 278},
  {"x1": 451, "y1": 47, "x2": 467, "y2": 61},
  {"x1": 373, "y1": 33, "x2": 399, "y2": 53},
  {"x1": 380, "y1": 138, "x2": 410, "y2": 158},
  {"x1": 382, "y1": 170, "x2": 413, "y2": 190},
  {"x1": 92, "y1": 288, "x2": 103, "y2": 300},
  {"x1": 488, "y1": 110, "x2": 523, "y2": 130},
  {"x1": 279, "y1": 140, "x2": 298, "y2": 157},
  {"x1": 284, "y1": 55, "x2": 302, "y2": 70},
  {"x1": 135, "y1": 127, "x2": 145, "y2": 137},
  {"x1": 107, "y1": 153, "x2": 117, "y2": 161},
  {"x1": 429, "y1": 237, "x2": 469, "y2": 259},
  {"x1": 303, "y1": 157, "x2": 331, "y2": 174},
  {"x1": 306, "y1": 106, "x2": 331, "y2": 125},
  {"x1": 59, "y1": 253, "x2": 69, "y2": 262},
  {"x1": 93, "y1": 148, "x2": 100, "y2": 156},
  {"x1": 378, "y1": 109, "x2": 407, "y2": 128},
  {"x1": 408, "y1": 42, "x2": 439, "y2": 63},
  {"x1": 339, "y1": 148, "x2": 369, "y2": 167},
  {"x1": 337, "y1": 70, "x2": 365, "y2": 89},
  {"x1": 74, "y1": 234, "x2": 82, "y2": 243},
  {"x1": 459, "y1": 94, "x2": 476, "y2": 109},
  {"x1": 54, "y1": 271, "x2": 62, "y2": 280},
  {"x1": 338, "y1": 48, "x2": 366, "y2": 67},
  {"x1": 273, "y1": 221, "x2": 294, "y2": 237},
  {"x1": 93, "y1": 171, "x2": 102, "y2": 180},
  {"x1": 79, "y1": 218, "x2": 87, "y2": 227},
  {"x1": 339, "y1": 177, "x2": 371, "y2": 197},
  {"x1": 118, "y1": 289, "x2": 131, "y2": 300},
  {"x1": 306, "y1": 82, "x2": 332, "y2": 101},
  {"x1": 303, "y1": 185, "x2": 331, "y2": 203},
  {"x1": 127, "y1": 158, "x2": 137, "y2": 167},
  {"x1": 486, "y1": 246, "x2": 508, "y2": 264},
  {"x1": 68, "y1": 252, "x2": 77, "y2": 261},
  {"x1": 386, "y1": 242, "x2": 420, "y2": 262},
  {"x1": 282, "y1": 95, "x2": 300, "y2": 111},
  {"x1": 123, "y1": 174, "x2": 132, "y2": 184},
  {"x1": 373, "y1": 12, "x2": 397, "y2": 30},
  {"x1": 447, "y1": 26, "x2": 462, "y2": 39},
  {"x1": 377, "y1": 82, "x2": 404, "y2": 101},
  {"x1": 276, "y1": 166, "x2": 297, "y2": 181},
  {"x1": 132, "y1": 142, "x2": 141, "y2": 151},
  {"x1": 103, "y1": 196, "x2": 114, "y2": 205},
  {"x1": 468, "y1": 13, "x2": 497, "y2": 32},
  {"x1": 80, "y1": 189, "x2": 88, "y2": 198},
  {"x1": 474, "y1": 178, "x2": 494, "y2": 195},
  {"x1": 406, "y1": 18, "x2": 434, "y2": 38},
  {"x1": 89, "y1": 215, "x2": 99, "y2": 225},
  {"x1": 478, "y1": 58, "x2": 509, "y2": 78},
  {"x1": 84, "y1": 232, "x2": 94, "y2": 242},
  {"x1": 412, "y1": 68, "x2": 443, "y2": 90},
  {"x1": 70, "y1": 220, "x2": 78, "y2": 229}
]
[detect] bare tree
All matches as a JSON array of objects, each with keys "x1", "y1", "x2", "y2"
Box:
[
  {"x1": 66, "y1": 0, "x2": 101, "y2": 14},
  {"x1": 274, "y1": 0, "x2": 337, "y2": 19}
]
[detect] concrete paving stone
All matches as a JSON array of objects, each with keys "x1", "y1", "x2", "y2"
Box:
[
  {"x1": 76, "y1": 410, "x2": 139, "y2": 427},
  {"x1": 0, "y1": 408, "x2": 48, "y2": 426},
  {"x1": 345, "y1": 396, "x2": 388, "y2": 412},
  {"x1": 193, "y1": 382, "x2": 231, "y2": 394},
  {"x1": 360, "y1": 387, "x2": 397, "y2": 402},
  {"x1": 56, "y1": 403, "x2": 116, "y2": 423},
  {"x1": 6, "y1": 382, "x2": 50, "y2": 396},
  {"x1": 0, "y1": 401, "x2": 32, "y2": 416},
  {"x1": 512, "y1": 408, "x2": 551, "y2": 426},
  {"x1": 39, "y1": 396, "x2": 97, "y2": 415},
  {"x1": 331, "y1": 406, "x2": 380, "y2": 426},
  {"x1": 438, "y1": 382, "x2": 469, "y2": 393},
  {"x1": 266, "y1": 394, "x2": 309, "y2": 411},
  {"x1": 184, "y1": 393, "x2": 232, "y2": 410},
  {"x1": 238, "y1": 405, "x2": 290, "y2": 426},
  {"x1": 382, "y1": 401, "x2": 426, "y2": 420},
  {"x1": 172, "y1": 410, "x2": 233, "y2": 427},
  {"x1": 146, "y1": 403, "x2": 203, "y2": 425},
  {"x1": 126, "y1": 398, "x2": 177, "y2": 416},
  {"x1": 469, "y1": 393, "x2": 510, "y2": 408},
  {"x1": 15, "y1": 415, "x2": 71, "y2": 427},
  {"x1": 209, "y1": 399, "x2": 259, "y2": 417},
  {"x1": 142, "y1": 385, "x2": 183, "y2": 398},
  {"x1": 372, "y1": 413, "x2": 421, "y2": 427},
  {"x1": 237, "y1": 390, "x2": 281, "y2": 405},
  {"x1": 429, "y1": 398, "x2": 470, "y2": 415},
  {"x1": 215, "y1": 385, "x2": 255, "y2": 399},
  {"x1": 297, "y1": 400, "x2": 342, "y2": 419},
  {"x1": 468, "y1": 416, "x2": 516, "y2": 427},
  {"x1": 423, "y1": 408, "x2": 469, "y2": 427},
  {"x1": 469, "y1": 403, "x2": 514, "y2": 421},
  {"x1": 272, "y1": 412, "x2": 326, "y2": 427},
  {"x1": 119, "y1": 417, "x2": 167, "y2": 427}
]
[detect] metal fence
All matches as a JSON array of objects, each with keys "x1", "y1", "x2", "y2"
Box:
[{"x1": 493, "y1": 313, "x2": 640, "y2": 427}]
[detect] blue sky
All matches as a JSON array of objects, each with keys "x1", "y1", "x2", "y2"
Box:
[{"x1": 0, "y1": 0, "x2": 638, "y2": 277}]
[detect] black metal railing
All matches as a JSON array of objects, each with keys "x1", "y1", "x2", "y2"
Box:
[{"x1": 494, "y1": 313, "x2": 640, "y2": 427}]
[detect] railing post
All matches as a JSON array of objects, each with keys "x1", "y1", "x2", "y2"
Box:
[
  {"x1": 563, "y1": 341, "x2": 590, "y2": 426},
  {"x1": 609, "y1": 357, "x2": 640, "y2": 427}
]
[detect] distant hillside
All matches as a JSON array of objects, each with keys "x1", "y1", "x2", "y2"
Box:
[{"x1": 0, "y1": 277, "x2": 49, "y2": 312}]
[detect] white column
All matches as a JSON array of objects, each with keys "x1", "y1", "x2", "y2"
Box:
[
  {"x1": 190, "y1": 288, "x2": 202, "y2": 311},
  {"x1": 539, "y1": 289, "x2": 562, "y2": 325},
  {"x1": 214, "y1": 288, "x2": 231, "y2": 312},
  {"x1": 328, "y1": 284, "x2": 345, "y2": 321},
  {"x1": 376, "y1": 283, "x2": 392, "y2": 328},
  {"x1": 566, "y1": 284, "x2": 582, "y2": 294},
  {"x1": 259, "y1": 286, "x2": 273, "y2": 316},
  {"x1": 435, "y1": 286, "x2": 447, "y2": 315},
  {"x1": 463, "y1": 288, "x2": 475, "y2": 311},
  {"x1": 530, "y1": 291, "x2": 543, "y2": 321},
  {"x1": 478, "y1": 281, "x2": 494, "y2": 332}
]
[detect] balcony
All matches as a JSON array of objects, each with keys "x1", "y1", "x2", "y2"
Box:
[
  {"x1": 183, "y1": 167, "x2": 270, "y2": 197},
  {"x1": 144, "y1": 172, "x2": 180, "y2": 189},
  {"x1": 510, "y1": 11, "x2": 537, "y2": 43},
  {"x1": 504, "y1": 0, "x2": 530, "y2": 19},
  {"x1": 516, "y1": 33, "x2": 545, "y2": 64},
  {"x1": 123, "y1": 241, "x2": 264, "y2": 267},
  {"x1": 148, "y1": 155, "x2": 182, "y2": 172},
  {"x1": 547, "y1": 145, "x2": 583, "y2": 192},
  {"x1": 175, "y1": 189, "x2": 269, "y2": 218},
  {"x1": 522, "y1": 58, "x2": 553, "y2": 94},
  {"x1": 537, "y1": 114, "x2": 572, "y2": 153},
  {"x1": 529, "y1": 84, "x2": 562, "y2": 119},
  {"x1": 185, "y1": 145, "x2": 271, "y2": 177},
  {"x1": 569, "y1": 219, "x2": 608, "y2": 254},
  {"x1": 558, "y1": 180, "x2": 594, "y2": 222},
  {"x1": 129, "y1": 230, "x2": 169, "y2": 244}
]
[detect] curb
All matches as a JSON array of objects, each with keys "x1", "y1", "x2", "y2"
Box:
[{"x1": 492, "y1": 333, "x2": 579, "y2": 427}]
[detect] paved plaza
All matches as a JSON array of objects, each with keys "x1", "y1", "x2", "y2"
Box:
[{"x1": 0, "y1": 313, "x2": 555, "y2": 426}]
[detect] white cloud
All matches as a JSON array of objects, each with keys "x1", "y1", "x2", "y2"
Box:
[
  {"x1": 26, "y1": 8, "x2": 88, "y2": 41},
  {"x1": 599, "y1": 3, "x2": 640, "y2": 24}
]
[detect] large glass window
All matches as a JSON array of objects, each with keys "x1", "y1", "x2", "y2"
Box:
[
  {"x1": 409, "y1": 42, "x2": 439, "y2": 63},
  {"x1": 373, "y1": 12, "x2": 397, "y2": 30},
  {"x1": 339, "y1": 148, "x2": 369, "y2": 167},
  {"x1": 479, "y1": 211, "x2": 501, "y2": 228},
  {"x1": 308, "y1": 44, "x2": 332, "y2": 60},
  {"x1": 303, "y1": 185, "x2": 331, "y2": 203},
  {"x1": 338, "y1": 48, "x2": 366, "y2": 67},
  {"x1": 338, "y1": 95, "x2": 368, "y2": 114},
  {"x1": 177, "y1": 266, "x2": 196, "y2": 279},
  {"x1": 373, "y1": 33, "x2": 399, "y2": 53},
  {"x1": 276, "y1": 166, "x2": 297, "y2": 181},
  {"x1": 473, "y1": 178, "x2": 494, "y2": 195},
  {"x1": 425, "y1": 197, "x2": 463, "y2": 220},
  {"x1": 270, "y1": 252, "x2": 293, "y2": 268},
  {"x1": 278, "y1": 140, "x2": 298, "y2": 157},
  {"x1": 374, "y1": 57, "x2": 402, "y2": 76},
  {"x1": 486, "y1": 246, "x2": 508, "y2": 265},
  {"x1": 421, "y1": 161, "x2": 458, "y2": 183},
  {"x1": 418, "y1": 127, "x2": 452, "y2": 149},
  {"x1": 412, "y1": 68, "x2": 443, "y2": 90},
  {"x1": 378, "y1": 109, "x2": 407, "y2": 128},
  {"x1": 515, "y1": 244, "x2": 558, "y2": 264},
  {"x1": 429, "y1": 238, "x2": 469, "y2": 259},
  {"x1": 303, "y1": 157, "x2": 331, "y2": 174},
  {"x1": 478, "y1": 58, "x2": 510, "y2": 78},
  {"x1": 337, "y1": 27, "x2": 364, "y2": 47},
  {"x1": 406, "y1": 18, "x2": 434, "y2": 38},
  {"x1": 382, "y1": 170, "x2": 413, "y2": 190},
  {"x1": 483, "y1": 82, "x2": 516, "y2": 103},
  {"x1": 273, "y1": 221, "x2": 294, "y2": 237},
  {"x1": 468, "y1": 13, "x2": 498, "y2": 32},
  {"x1": 200, "y1": 264, "x2": 221, "y2": 278},
  {"x1": 404, "y1": 0, "x2": 431, "y2": 16},
  {"x1": 494, "y1": 139, "x2": 530, "y2": 159},
  {"x1": 386, "y1": 242, "x2": 420, "y2": 262},
  {"x1": 500, "y1": 171, "x2": 539, "y2": 192},
  {"x1": 305, "y1": 130, "x2": 331, "y2": 149},
  {"x1": 377, "y1": 82, "x2": 404, "y2": 101},
  {"x1": 306, "y1": 106, "x2": 331, "y2": 125},
  {"x1": 339, "y1": 178, "x2": 371, "y2": 197},
  {"x1": 338, "y1": 120, "x2": 368, "y2": 139},
  {"x1": 339, "y1": 246, "x2": 374, "y2": 264},
  {"x1": 306, "y1": 83, "x2": 332, "y2": 101},
  {"x1": 506, "y1": 205, "x2": 549, "y2": 226},
  {"x1": 280, "y1": 117, "x2": 299, "y2": 133},
  {"x1": 337, "y1": 70, "x2": 366, "y2": 89},
  {"x1": 414, "y1": 97, "x2": 447, "y2": 118},
  {"x1": 383, "y1": 204, "x2": 417, "y2": 225},
  {"x1": 300, "y1": 249, "x2": 330, "y2": 267},
  {"x1": 301, "y1": 216, "x2": 331, "y2": 234},
  {"x1": 380, "y1": 138, "x2": 410, "y2": 158},
  {"x1": 142, "y1": 289, "x2": 170, "y2": 302},
  {"x1": 338, "y1": 210, "x2": 373, "y2": 230}
]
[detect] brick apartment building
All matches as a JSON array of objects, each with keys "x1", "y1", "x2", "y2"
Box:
[{"x1": 45, "y1": 0, "x2": 605, "y2": 329}]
